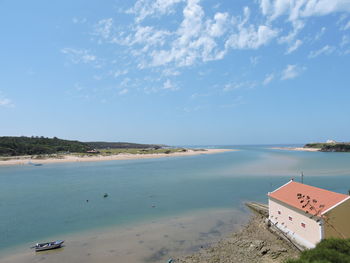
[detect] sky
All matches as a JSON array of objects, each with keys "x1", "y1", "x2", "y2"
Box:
[{"x1": 0, "y1": 0, "x2": 350, "y2": 145}]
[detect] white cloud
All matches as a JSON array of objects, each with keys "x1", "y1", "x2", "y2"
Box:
[
  {"x1": 127, "y1": 0, "x2": 185, "y2": 22},
  {"x1": 261, "y1": 0, "x2": 350, "y2": 47},
  {"x1": 278, "y1": 20, "x2": 304, "y2": 44},
  {"x1": 225, "y1": 24, "x2": 278, "y2": 50},
  {"x1": 281, "y1": 64, "x2": 305, "y2": 80},
  {"x1": 0, "y1": 93, "x2": 14, "y2": 107},
  {"x1": 286, "y1": 39, "x2": 302, "y2": 54},
  {"x1": 343, "y1": 20, "x2": 350, "y2": 30},
  {"x1": 70, "y1": 0, "x2": 350, "y2": 76},
  {"x1": 340, "y1": 35, "x2": 350, "y2": 47},
  {"x1": 250, "y1": 56, "x2": 260, "y2": 66},
  {"x1": 261, "y1": 0, "x2": 350, "y2": 21},
  {"x1": 61, "y1": 48, "x2": 97, "y2": 64},
  {"x1": 114, "y1": 69, "x2": 129, "y2": 78},
  {"x1": 223, "y1": 81, "x2": 256, "y2": 92},
  {"x1": 162, "y1": 68, "x2": 181, "y2": 76},
  {"x1": 118, "y1": 88, "x2": 129, "y2": 95},
  {"x1": 163, "y1": 79, "x2": 179, "y2": 91},
  {"x1": 72, "y1": 17, "x2": 87, "y2": 24},
  {"x1": 314, "y1": 27, "x2": 326, "y2": 41},
  {"x1": 94, "y1": 18, "x2": 113, "y2": 40},
  {"x1": 106, "y1": 2, "x2": 281, "y2": 69},
  {"x1": 308, "y1": 45, "x2": 335, "y2": 58},
  {"x1": 263, "y1": 73, "x2": 274, "y2": 85}
]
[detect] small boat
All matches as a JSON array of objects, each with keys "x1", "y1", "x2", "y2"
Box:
[
  {"x1": 32, "y1": 240, "x2": 64, "y2": 252},
  {"x1": 28, "y1": 161, "x2": 43, "y2": 166}
]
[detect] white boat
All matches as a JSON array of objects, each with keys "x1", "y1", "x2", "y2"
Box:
[{"x1": 33, "y1": 240, "x2": 64, "y2": 251}]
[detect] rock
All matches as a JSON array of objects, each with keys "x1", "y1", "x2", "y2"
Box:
[
  {"x1": 250, "y1": 240, "x2": 264, "y2": 250},
  {"x1": 271, "y1": 251, "x2": 281, "y2": 259},
  {"x1": 260, "y1": 247, "x2": 270, "y2": 255}
]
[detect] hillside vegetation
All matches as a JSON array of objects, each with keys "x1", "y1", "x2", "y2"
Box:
[
  {"x1": 286, "y1": 238, "x2": 350, "y2": 263},
  {"x1": 0, "y1": 136, "x2": 91, "y2": 156},
  {"x1": 305, "y1": 142, "x2": 350, "y2": 152},
  {"x1": 85, "y1": 141, "x2": 164, "y2": 149},
  {"x1": 0, "y1": 136, "x2": 165, "y2": 156}
]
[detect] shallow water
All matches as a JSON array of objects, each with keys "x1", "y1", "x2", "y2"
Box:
[{"x1": 1, "y1": 145, "x2": 350, "y2": 261}]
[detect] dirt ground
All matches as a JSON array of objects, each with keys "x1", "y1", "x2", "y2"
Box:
[{"x1": 175, "y1": 214, "x2": 300, "y2": 263}]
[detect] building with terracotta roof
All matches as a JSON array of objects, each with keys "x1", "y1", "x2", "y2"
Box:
[{"x1": 268, "y1": 180, "x2": 350, "y2": 249}]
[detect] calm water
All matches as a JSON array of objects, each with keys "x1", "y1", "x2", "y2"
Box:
[{"x1": 1, "y1": 145, "x2": 350, "y2": 253}]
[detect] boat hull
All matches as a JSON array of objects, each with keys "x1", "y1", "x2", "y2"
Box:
[{"x1": 34, "y1": 240, "x2": 64, "y2": 252}]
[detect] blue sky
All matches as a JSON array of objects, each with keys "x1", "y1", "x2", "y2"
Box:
[{"x1": 1, "y1": 0, "x2": 350, "y2": 145}]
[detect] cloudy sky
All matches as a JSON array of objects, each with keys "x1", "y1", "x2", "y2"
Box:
[{"x1": 1, "y1": 0, "x2": 350, "y2": 145}]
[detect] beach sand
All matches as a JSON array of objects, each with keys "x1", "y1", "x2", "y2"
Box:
[
  {"x1": 270, "y1": 147, "x2": 321, "y2": 152},
  {"x1": 0, "y1": 149, "x2": 234, "y2": 166},
  {"x1": 0, "y1": 208, "x2": 248, "y2": 263}
]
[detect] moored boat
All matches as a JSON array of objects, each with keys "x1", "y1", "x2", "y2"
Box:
[{"x1": 33, "y1": 240, "x2": 64, "y2": 252}]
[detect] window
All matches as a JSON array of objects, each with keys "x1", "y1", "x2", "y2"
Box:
[
  {"x1": 289, "y1": 216, "x2": 293, "y2": 221},
  {"x1": 301, "y1": 223, "x2": 306, "y2": 228},
  {"x1": 278, "y1": 210, "x2": 281, "y2": 215}
]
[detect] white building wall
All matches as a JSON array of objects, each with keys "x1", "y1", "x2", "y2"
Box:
[{"x1": 268, "y1": 197, "x2": 323, "y2": 248}]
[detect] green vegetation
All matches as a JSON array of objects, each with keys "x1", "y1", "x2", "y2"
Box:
[
  {"x1": 85, "y1": 141, "x2": 165, "y2": 149},
  {"x1": 97, "y1": 148, "x2": 187, "y2": 155},
  {"x1": 305, "y1": 143, "x2": 350, "y2": 152},
  {"x1": 0, "y1": 136, "x2": 91, "y2": 156},
  {"x1": 0, "y1": 136, "x2": 176, "y2": 157},
  {"x1": 286, "y1": 238, "x2": 350, "y2": 263}
]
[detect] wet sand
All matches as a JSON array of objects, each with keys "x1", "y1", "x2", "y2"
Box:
[
  {"x1": 0, "y1": 208, "x2": 248, "y2": 263},
  {"x1": 0, "y1": 149, "x2": 235, "y2": 166}
]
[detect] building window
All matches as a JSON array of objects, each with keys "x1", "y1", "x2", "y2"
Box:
[
  {"x1": 289, "y1": 216, "x2": 293, "y2": 221},
  {"x1": 278, "y1": 210, "x2": 281, "y2": 215},
  {"x1": 301, "y1": 223, "x2": 306, "y2": 228}
]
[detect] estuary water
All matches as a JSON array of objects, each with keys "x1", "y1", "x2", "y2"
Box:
[{"x1": 1, "y1": 145, "x2": 350, "y2": 262}]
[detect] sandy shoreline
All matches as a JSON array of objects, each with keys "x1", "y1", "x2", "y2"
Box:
[
  {"x1": 0, "y1": 208, "x2": 248, "y2": 263},
  {"x1": 270, "y1": 147, "x2": 321, "y2": 152},
  {"x1": 0, "y1": 149, "x2": 234, "y2": 166},
  {"x1": 0, "y1": 211, "x2": 298, "y2": 263}
]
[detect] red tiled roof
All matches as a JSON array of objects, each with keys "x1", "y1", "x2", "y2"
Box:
[{"x1": 268, "y1": 180, "x2": 349, "y2": 216}]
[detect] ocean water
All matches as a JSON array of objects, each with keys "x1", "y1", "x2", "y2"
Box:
[{"x1": 0, "y1": 145, "x2": 350, "y2": 257}]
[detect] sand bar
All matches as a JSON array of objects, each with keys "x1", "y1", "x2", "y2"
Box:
[
  {"x1": 270, "y1": 147, "x2": 321, "y2": 152},
  {"x1": 0, "y1": 149, "x2": 235, "y2": 166}
]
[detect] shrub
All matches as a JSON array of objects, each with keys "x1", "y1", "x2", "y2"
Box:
[{"x1": 286, "y1": 239, "x2": 350, "y2": 263}]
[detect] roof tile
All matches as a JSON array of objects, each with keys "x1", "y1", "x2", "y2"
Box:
[{"x1": 269, "y1": 181, "x2": 349, "y2": 216}]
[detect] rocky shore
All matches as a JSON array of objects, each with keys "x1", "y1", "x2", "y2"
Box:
[{"x1": 176, "y1": 214, "x2": 300, "y2": 263}]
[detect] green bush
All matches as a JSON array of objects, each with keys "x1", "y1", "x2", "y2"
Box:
[{"x1": 286, "y1": 239, "x2": 350, "y2": 263}]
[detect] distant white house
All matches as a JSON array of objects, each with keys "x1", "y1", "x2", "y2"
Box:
[
  {"x1": 268, "y1": 180, "x2": 350, "y2": 248},
  {"x1": 326, "y1": 140, "x2": 337, "y2": 144}
]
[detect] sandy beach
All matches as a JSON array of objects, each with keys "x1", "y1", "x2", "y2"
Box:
[
  {"x1": 0, "y1": 149, "x2": 234, "y2": 166},
  {"x1": 270, "y1": 147, "x2": 321, "y2": 152}
]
